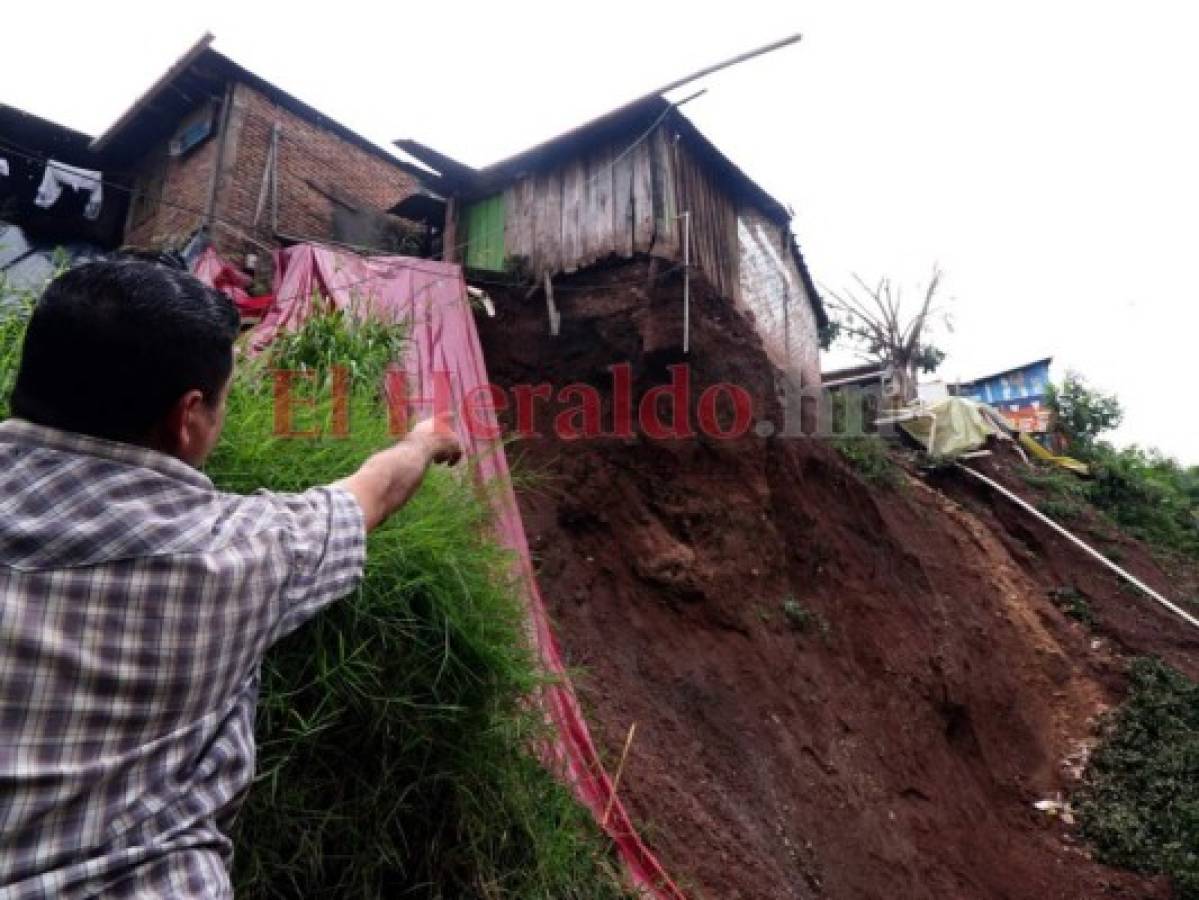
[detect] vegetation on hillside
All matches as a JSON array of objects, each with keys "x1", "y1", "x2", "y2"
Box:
[
  {"x1": 1077, "y1": 658, "x2": 1199, "y2": 899},
  {"x1": 1045, "y1": 373, "x2": 1199, "y2": 559},
  {"x1": 1038, "y1": 375, "x2": 1199, "y2": 897}
]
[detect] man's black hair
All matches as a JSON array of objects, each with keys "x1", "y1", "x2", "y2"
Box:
[{"x1": 11, "y1": 260, "x2": 240, "y2": 443}]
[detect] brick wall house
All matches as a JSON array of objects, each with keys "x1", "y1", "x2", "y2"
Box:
[{"x1": 91, "y1": 36, "x2": 427, "y2": 273}]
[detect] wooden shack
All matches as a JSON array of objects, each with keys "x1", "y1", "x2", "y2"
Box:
[{"x1": 396, "y1": 97, "x2": 827, "y2": 387}]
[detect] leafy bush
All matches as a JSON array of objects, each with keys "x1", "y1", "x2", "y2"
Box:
[{"x1": 1077, "y1": 658, "x2": 1199, "y2": 898}]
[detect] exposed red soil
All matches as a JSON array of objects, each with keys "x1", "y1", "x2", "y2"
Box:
[{"x1": 475, "y1": 259, "x2": 1183, "y2": 899}]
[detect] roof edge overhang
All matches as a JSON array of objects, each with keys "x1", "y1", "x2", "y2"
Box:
[{"x1": 90, "y1": 33, "x2": 215, "y2": 153}]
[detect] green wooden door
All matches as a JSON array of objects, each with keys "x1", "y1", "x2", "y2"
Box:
[{"x1": 463, "y1": 194, "x2": 505, "y2": 271}]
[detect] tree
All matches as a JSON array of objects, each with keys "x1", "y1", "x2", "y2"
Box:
[
  {"x1": 823, "y1": 266, "x2": 949, "y2": 404},
  {"x1": 1045, "y1": 371, "x2": 1123, "y2": 454}
]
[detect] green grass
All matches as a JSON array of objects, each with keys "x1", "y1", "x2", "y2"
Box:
[
  {"x1": 1084, "y1": 446, "x2": 1199, "y2": 559},
  {"x1": 1035, "y1": 497, "x2": 1086, "y2": 523},
  {"x1": 1077, "y1": 658, "x2": 1199, "y2": 899},
  {"x1": 1020, "y1": 447, "x2": 1199, "y2": 560},
  {"x1": 1047, "y1": 585, "x2": 1096, "y2": 627},
  {"x1": 212, "y1": 319, "x2": 630, "y2": 898},
  {"x1": 0, "y1": 281, "x2": 36, "y2": 420},
  {"x1": 829, "y1": 436, "x2": 903, "y2": 488},
  {"x1": 781, "y1": 597, "x2": 831, "y2": 637}
]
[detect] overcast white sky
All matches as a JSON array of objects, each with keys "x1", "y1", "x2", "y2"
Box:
[{"x1": 6, "y1": 1, "x2": 1196, "y2": 461}]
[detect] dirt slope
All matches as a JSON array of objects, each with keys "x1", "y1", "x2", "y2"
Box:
[{"x1": 475, "y1": 260, "x2": 1182, "y2": 899}]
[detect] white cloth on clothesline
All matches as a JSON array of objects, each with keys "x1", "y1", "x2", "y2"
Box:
[
  {"x1": 35, "y1": 160, "x2": 103, "y2": 219},
  {"x1": 0, "y1": 158, "x2": 9, "y2": 177}
]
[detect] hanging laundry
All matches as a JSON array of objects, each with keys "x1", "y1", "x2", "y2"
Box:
[
  {"x1": 0, "y1": 158, "x2": 9, "y2": 177},
  {"x1": 35, "y1": 160, "x2": 103, "y2": 219}
]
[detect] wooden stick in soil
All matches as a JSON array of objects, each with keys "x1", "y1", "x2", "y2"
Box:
[{"x1": 601, "y1": 722, "x2": 638, "y2": 829}]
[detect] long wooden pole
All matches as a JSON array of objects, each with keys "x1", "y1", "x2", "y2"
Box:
[
  {"x1": 601, "y1": 723, "x2": 638, "y2": 829},
  {"x1": 646, "y1": 33, "x2": 802, "y2": 100}
]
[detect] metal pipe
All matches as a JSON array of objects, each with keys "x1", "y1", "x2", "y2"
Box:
[{"x1": 957, "y1": 463, "x2": 1199, "y2": 631}]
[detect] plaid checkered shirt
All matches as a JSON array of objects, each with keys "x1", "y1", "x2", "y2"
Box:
[{"x1": 0, "y1": 418, "x2": 367, "y2": 899}]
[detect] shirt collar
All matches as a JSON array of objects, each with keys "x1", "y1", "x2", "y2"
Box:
[{"x1": 0, "y1": 418, "x2": 214, "y2": 490}]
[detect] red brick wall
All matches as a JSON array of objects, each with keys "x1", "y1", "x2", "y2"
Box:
[
  {"x1": 210, "y1": 82, "x2": 417, "y2": 264},
  {"x1": 122, "y1": 81, "x2": 418, "y2": 268},
  {"x1": 121, "y1": 108, "x2": 220, "y2": 250}
]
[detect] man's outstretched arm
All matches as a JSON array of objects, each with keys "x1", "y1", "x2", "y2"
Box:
[{"x1": 336, "y1": 413, "x2": 463, "y2": 532}]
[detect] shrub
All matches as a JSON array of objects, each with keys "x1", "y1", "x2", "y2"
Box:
[{"x1": 1077, "y1": 658, "x2": 1199, "y2": 898}]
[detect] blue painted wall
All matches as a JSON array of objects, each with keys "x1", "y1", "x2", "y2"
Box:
[{"x1": 962, "y1": 359, "x2": 1051, "y2": 407}]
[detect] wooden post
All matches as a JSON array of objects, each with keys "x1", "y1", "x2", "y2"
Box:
[
  {"x1": 544, "y1": 271, "x2": 560, "y2": 337},
  {"x1": 679, "y1": 211, "x2": 691, "y2": 353}
]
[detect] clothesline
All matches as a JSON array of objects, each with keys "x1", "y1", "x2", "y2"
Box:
[
  {"x1": 0, "y1": 151, "x2": 105, "y2": 221},
  {"x1": 34, "y1": 161, "x2": 104, "y2": 220}
]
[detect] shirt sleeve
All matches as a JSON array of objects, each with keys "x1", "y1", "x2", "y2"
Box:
[{"x1": 261, "y1": 485, "x2": 367, "y2": 646}]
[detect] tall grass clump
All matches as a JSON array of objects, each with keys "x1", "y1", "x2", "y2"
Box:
[
  {"x1": 1077, "y1": 658, "x2": 1199, "y2": 899},
  {"x1": 0, "y1": 288, "x2": 627, "y2": 898},
  {"x1": 0, "y1": 276, "x2": 37, "y2": 419},
  {"x1": 212, "y1": 310, "x2": 628, "y2": 898}
]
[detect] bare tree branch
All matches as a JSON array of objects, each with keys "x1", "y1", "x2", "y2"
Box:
[{"x1": 826, "y1": 265, "x2": 949, "y2": 403}]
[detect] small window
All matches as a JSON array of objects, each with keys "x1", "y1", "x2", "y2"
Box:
[{"x1": 169, "y1": 102, "x2": 217, "y2": 158}]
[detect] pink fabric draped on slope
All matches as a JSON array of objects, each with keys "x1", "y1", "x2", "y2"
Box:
[{"x1": 249, "y1": 244, "x2": 684, "y2": 899}]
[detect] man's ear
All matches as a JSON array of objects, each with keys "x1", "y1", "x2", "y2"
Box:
[{"x1": 160, "y1": 389, "x2": 207, "y2": 459}]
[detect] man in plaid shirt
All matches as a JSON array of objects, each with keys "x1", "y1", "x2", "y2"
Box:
[{"x1": 0, "y1": 261, "x2": 461, "y2": 898}]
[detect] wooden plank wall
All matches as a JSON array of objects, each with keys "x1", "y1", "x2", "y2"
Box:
[
  {"x1": 492, "y1": 125, "x2": 708, "y2": 280},
  {"x1": 440, "y1": 125, "x2": 746, "y2": 315},
  {"x1": 442, "y1": 123, "x2": 825, "y2": 387},
  {"x1": 672, "y1": 139, "x2": 739, "y2": 302}
]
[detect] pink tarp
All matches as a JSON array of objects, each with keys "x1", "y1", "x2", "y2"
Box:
[{"x1": 251, "y1": 244, "x2": 685, "y2": 899}]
